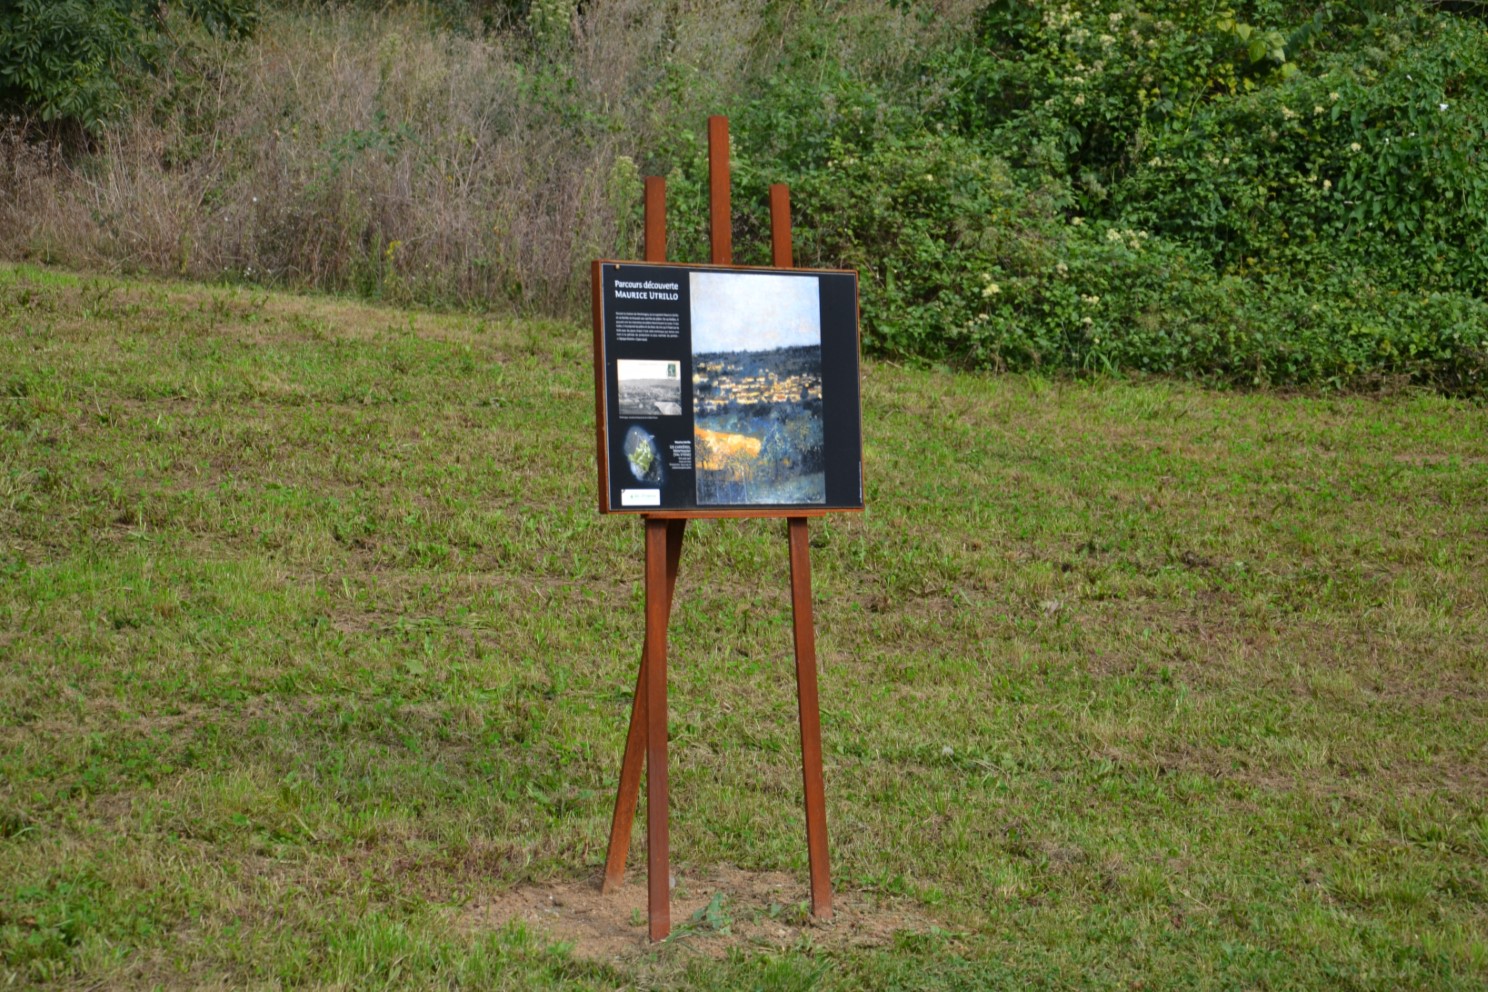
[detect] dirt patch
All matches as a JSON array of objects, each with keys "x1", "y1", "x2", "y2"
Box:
[{"x1": 459, "y1": 866, "x2": 944, "y2": 962}]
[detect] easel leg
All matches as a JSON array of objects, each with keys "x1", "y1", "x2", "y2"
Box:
[
  {"x1": 601, "y1": 645, "x2": 649, "y2": 895},
  {"x1": 643, "y1": 517, "x2": 673, "y2": 940},
  {"x1": 788, "y1": 518, "x2": 833, "y2": 919},
  {"x1": 602, "y1": 519, "x2": 684, "y2": 896}
]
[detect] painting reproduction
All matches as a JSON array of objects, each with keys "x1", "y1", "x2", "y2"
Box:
[{"x1": 690, "y1": 271, "x2": 824, "y2": 505}]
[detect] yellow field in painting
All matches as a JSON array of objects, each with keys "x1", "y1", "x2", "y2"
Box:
[{"x1": 694, "y1": 427, "x2": 762, "y2": 475}]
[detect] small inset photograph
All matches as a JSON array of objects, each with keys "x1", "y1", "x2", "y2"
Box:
[{"x1": 617, "y1": 359, "x2": 683, "y2": 417}]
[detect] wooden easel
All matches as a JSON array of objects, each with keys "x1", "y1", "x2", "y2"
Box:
[{"x1": 599, "y1": 116, "x2": 834, "y2": 942}]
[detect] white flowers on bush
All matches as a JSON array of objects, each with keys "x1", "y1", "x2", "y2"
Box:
[
  {"x1": 1105, "y1": 227, "x2": 1149, "y2": 250},
  {"x1": 1043, "y1": 4, "x2": 1079, "y2": 29}
]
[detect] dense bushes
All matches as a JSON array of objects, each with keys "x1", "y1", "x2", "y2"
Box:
[
  {"x1": 712, "y1": 0, "x2": 1488, "y2": 391},
  {"x1": 0, "y1": 0, "x2": 258, "y2": 134},
  {"x1": 2, "y1": 0, "x2": 1486, "y2": 393}
]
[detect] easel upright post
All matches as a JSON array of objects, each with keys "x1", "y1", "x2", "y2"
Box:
[
  {"x1": 601, "y1": 518, "x2": 680, "y2": 896},
  {"x1": 771, "y1": 183, "x2": 833, "y2": 921},
  {"x1": 769, "y1": 183, "x2": 793, "y2": 269},
  {"x1": 642, "y1": 519, "x2": 671, "y2": 941},
  {"x1": 643, "y1": 175, "x2": 666, "y2": 263},
  {"x1": 709, "y1": 116, "x2": 732, "y2": 265}
]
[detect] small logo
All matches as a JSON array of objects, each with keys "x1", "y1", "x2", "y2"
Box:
[{"x1": 621, "y1": 489, "x2": 661, "y2": 507}]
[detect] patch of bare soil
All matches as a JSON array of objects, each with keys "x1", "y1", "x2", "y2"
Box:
[{"x1": 460, "y1": 866, "x2": 943, "y2": 963}]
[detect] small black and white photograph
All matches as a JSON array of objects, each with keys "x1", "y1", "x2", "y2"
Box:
[{"x1": 616, "y1": 359, "x2": 683, "y2": 417}]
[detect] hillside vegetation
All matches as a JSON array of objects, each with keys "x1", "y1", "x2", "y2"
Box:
[
  {"x1": 2, "y1": 263, "x2": 1486, "y2": 987},
  {"x1": 3, "y1": 1, "x2": 1488, "y2": 390}
]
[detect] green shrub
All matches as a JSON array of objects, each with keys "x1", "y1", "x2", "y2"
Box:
[
  {"x1": 0, "y1": 0, "x2": 258, "y2": 135},
  {"x1": 846, "y1": 0, "x2": 1488, "y2": 391},
  {"x1": 934, "y1": 2, "x2": 1308, "y2": 206},
  {"x1": 1110, "y1": 11, "x2": 1488, "y2": 293},
  {"x1": 653, "y1": 1, "x2": 1488, "y2": 392}
]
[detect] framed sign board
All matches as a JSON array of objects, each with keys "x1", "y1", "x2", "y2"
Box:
[{"x1": 592, "y1": 261, "x2": 863, "y2": 515}]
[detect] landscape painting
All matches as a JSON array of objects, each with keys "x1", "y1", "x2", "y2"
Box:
[{"x1": 690, "y1": 271, "x2": 825, "y2": 505}]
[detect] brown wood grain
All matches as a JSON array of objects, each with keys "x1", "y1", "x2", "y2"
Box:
[
  {"x1": 773, "y1": 207, "x2": 834, "y2": 919},
  {"x1": 601, "y1": 518, "x2": 685, "y2": 895},
  {"x1": 591, "y1": 260, "x2": 609, "y2": 513},
  {"x1": 769, "y1": 184, "x2": 793, "y2": 268},
  {"x1": 709, "y1": 116, "x2": 732, "y2": 265},
  {"x1": 643, "y1": 518, "x2": 672, "y2": 941},
  {"x1": 789, "y1": 517, "x2": 833, "y2": 919},
  {"x1": 644, "y1": 176, "x2": 666, "y2": 263}
]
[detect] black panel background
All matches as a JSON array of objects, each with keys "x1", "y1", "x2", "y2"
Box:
[{"x1": 598, "y1": 262, "x2": 863, "y2": 513}]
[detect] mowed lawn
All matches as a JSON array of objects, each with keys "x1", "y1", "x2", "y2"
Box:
[{"x1": 1, "y1": 262, "x2": 1485, "y2": 990}]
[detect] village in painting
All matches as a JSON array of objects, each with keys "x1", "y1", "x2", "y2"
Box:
[
  {"x1": 689, "y1": 270, "x2": 827, "y2": 506},
  {"x1": 692, "y1": 345, "x2": 825, "y2": 504}
]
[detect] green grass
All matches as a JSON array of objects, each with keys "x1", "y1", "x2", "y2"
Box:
[{"x1": 1, "y1": 261, "x2": 1485, "y2": 989}]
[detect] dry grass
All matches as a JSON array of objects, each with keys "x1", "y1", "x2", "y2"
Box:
[{"x1": 0, "y1": 1, "x2": 976, "y2": 313}]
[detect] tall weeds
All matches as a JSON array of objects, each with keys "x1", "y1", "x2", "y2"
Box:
[{"x1": 0, "y1": 1, "x2": 968, "y2": 313}]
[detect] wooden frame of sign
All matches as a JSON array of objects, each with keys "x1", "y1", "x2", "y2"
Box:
[
  {"x1": 593, "y1": 260, "x2": 862, "y2": 516},
  {"x1": 591, "y1": 116, "x2": 863, "y2": 941}
]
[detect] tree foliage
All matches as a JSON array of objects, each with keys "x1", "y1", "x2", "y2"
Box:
[
  {"x1": 0, "y1": 0, "x2": 258, "y2": 134},
  {"x1": 3, "y1": 0, "x2": 1486, "y2": 392},
  {"x1": 647, "y1": 0, "x2": 1488, "y2": 392}
]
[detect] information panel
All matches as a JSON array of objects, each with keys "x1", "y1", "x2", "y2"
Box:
[{"x1": 593, "y1": 261, "x2": 863, "y2": 514}]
